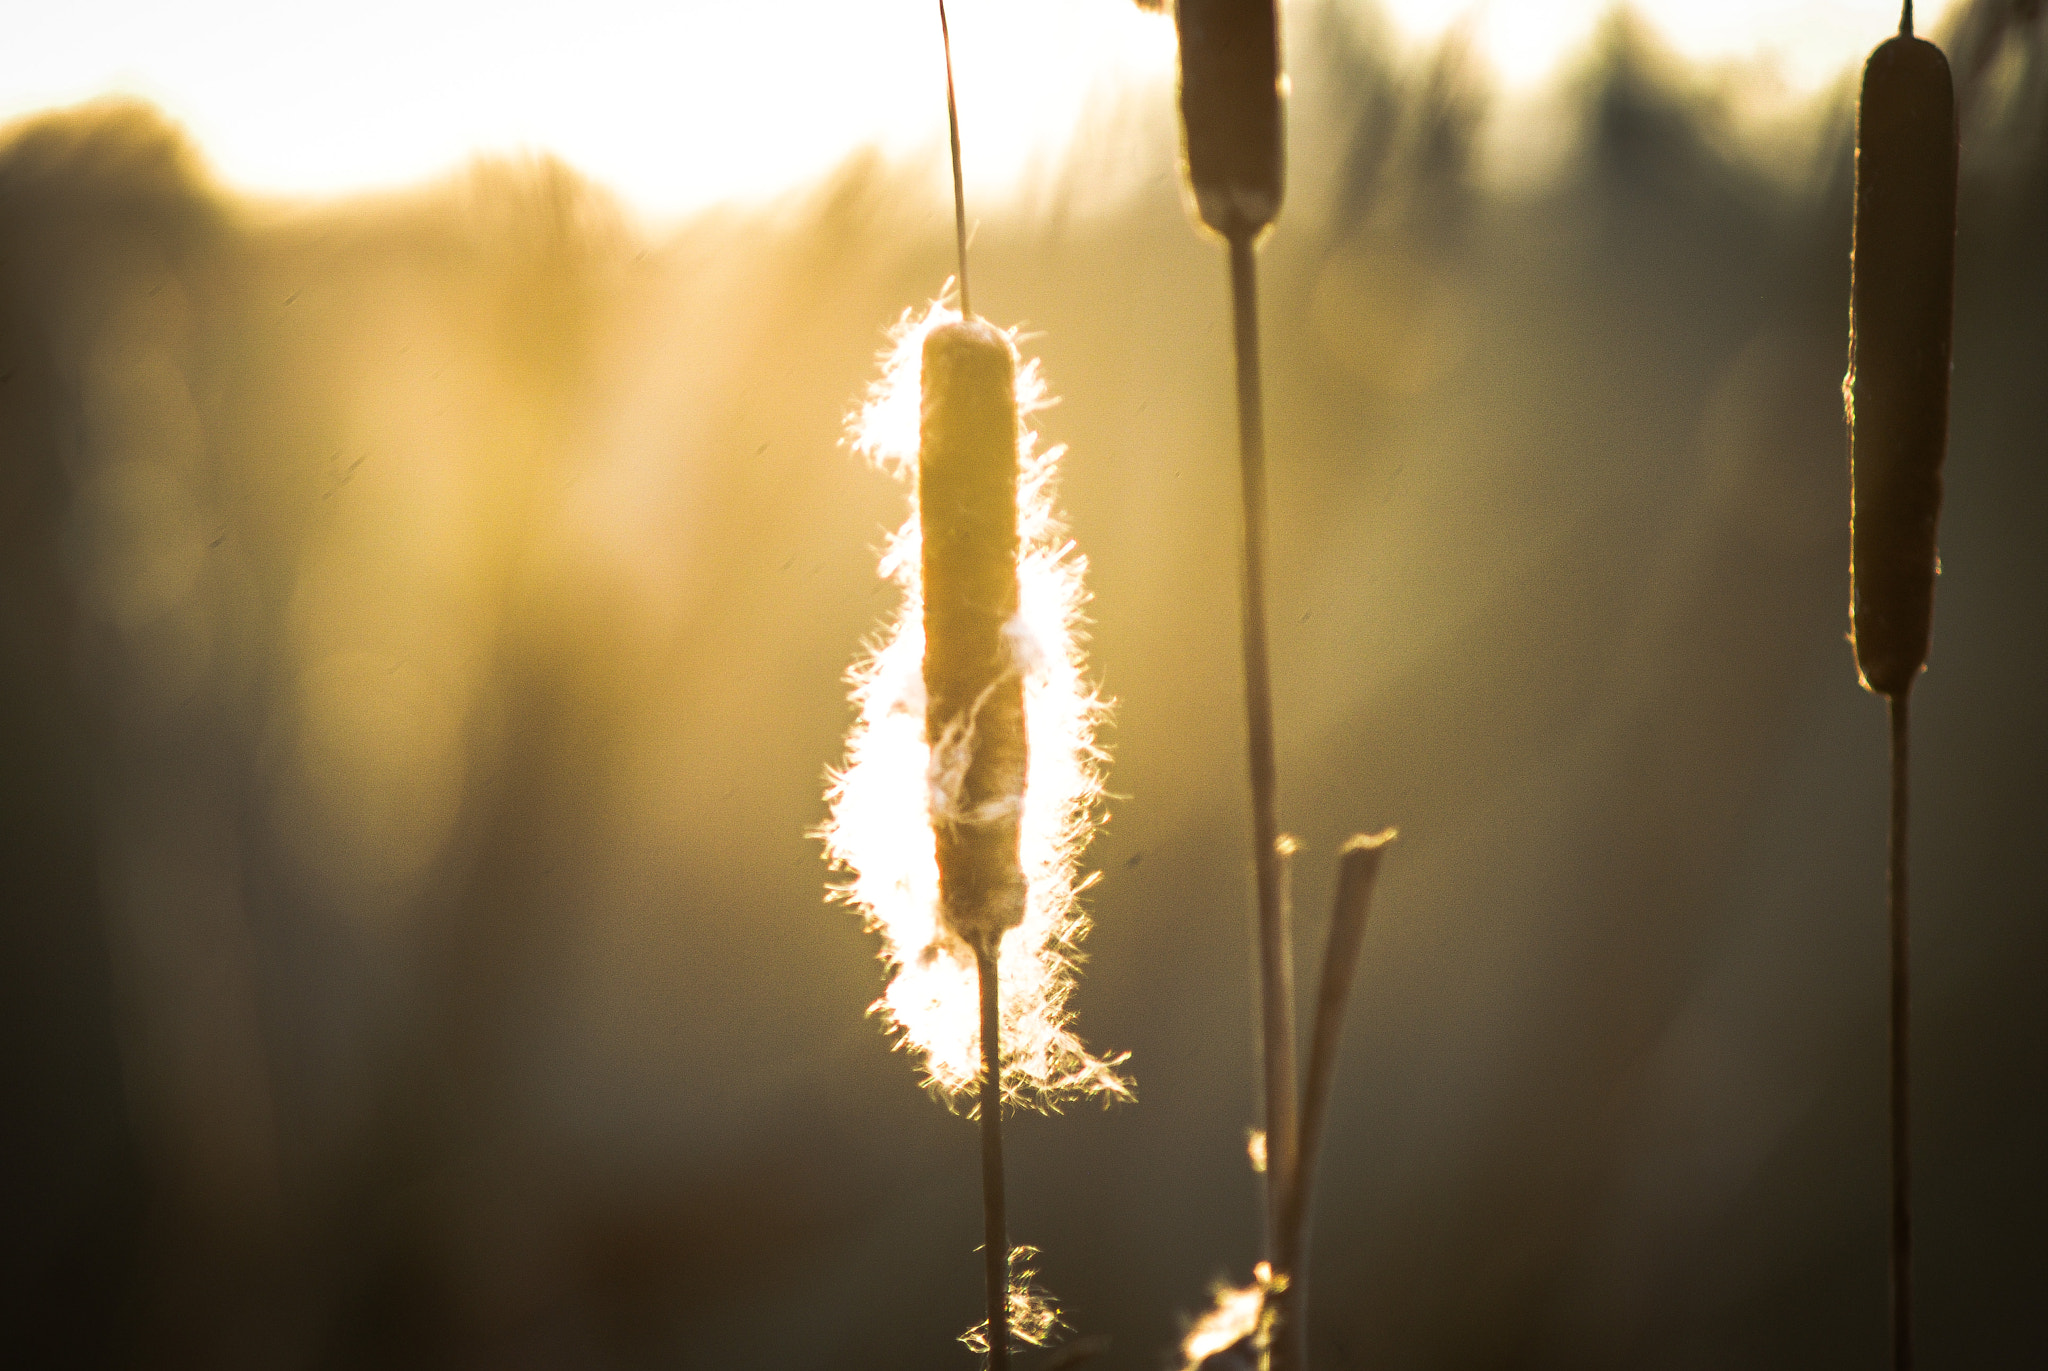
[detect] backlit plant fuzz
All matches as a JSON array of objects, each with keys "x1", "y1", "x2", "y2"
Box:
[
  {"x1": 961, "y1": 1245, "x2": 1063, "y2": 1355},
  {"x1": 821, "y1": 296, "x2": 1130, "y2": 1111},
  {"x1": 1179, "y1": 1263, "x2": 1281, "y2": 1370}
]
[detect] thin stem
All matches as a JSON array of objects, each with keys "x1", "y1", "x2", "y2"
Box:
[
  {"x1": 1225, "y1": 227, "x2": 1297, "y2": 1368},
  {"x1": 1261, "y1": 837, "x2": 1300, "y2": 1368},
  {"x1": 977, "y1": 941, "x2": 1010, "y2": 1370},
  {"x1": 1901, "y1": 0, "x2": 1914, "y2": 39},
  {"x1": 939, "y1": 0, "x2": 972, "y2": 319},
  {"x1": 1887, "y1": 692, "x2": 1912, "y2": 1371},
  {"x1": 1276, "y1": 830, "x2": 1395, "y2": 1366}
]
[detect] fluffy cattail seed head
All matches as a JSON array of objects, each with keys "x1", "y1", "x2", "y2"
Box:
[
  {"x1": 1847, "y1": 31, "x2": 1957, "y2": 698},
  {"x1": 824, "y1": 299, "x2": 1127, "y2": 1107},
  {"x1": 920, "y1": 318, "x2": 1028, "y2": 951},
  {"x1": 1174, "y1": 0, "x2": 1285, "y2": 240}
]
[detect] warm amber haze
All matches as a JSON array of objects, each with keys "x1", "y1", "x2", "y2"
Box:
[{"x1": 5, "y1": 5, "x2": 2046, "y2": 1369}]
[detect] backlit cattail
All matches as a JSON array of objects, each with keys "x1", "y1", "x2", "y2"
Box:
[
  {"x1": 923, "y1": 314, "x2": 1030, "y2": 1370},
  {"x1": 921, "y1": 318, "x2": 1029, "y2": 952},
  {"x1": 821, "y1": 296, "x2": 1129, "y2": 1367},
  {"x1": 824, "y1": 299, "x2": 1127, "y2": 1109},
  {"x1": 1848, "y1": 6, "x2": 1957, "y2": 699},
  {"x1": 822, "y1": 15, "x2": 1128, "y2": 1365},
  {"x1": 1843, "y1": 8, "x2": 1956, "y2": 1370}
]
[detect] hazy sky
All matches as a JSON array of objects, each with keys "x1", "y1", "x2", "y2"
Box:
[{"x1": 0, "y1": 0, "x2": 1950, "y2": 215}]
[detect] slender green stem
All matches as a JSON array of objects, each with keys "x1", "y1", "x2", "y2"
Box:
[
  {"x1": 977, "y1": 941, "x2": 1010, "y2": 1370},
  {"x1": 1225, "y1": 227, "x2": 1298, "y2": 1369},
  {"x1": 1887, "y1": 692, "x2": 1912, "y2": 1371}
]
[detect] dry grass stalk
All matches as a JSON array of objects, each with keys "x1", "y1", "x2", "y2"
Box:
[{"x1": 1274, "y1": 832, "x2": 1395, "y2": 1367}]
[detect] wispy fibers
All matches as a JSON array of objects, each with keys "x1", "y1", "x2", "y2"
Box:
[{"x1": 1845, "y1": 6, "x2": 1958, "y2": 1367}]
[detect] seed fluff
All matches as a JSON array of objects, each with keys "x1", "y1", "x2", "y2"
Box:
[{"x1": 819, "y1": 295, "x2": 1131, "y2": 1111}]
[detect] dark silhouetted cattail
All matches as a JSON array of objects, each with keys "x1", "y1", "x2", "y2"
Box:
[
  {"x1": 920, "y1": 317, "x2": 1029, "y2": 951},
  {"x1": 1846, "y1": 15, "x2": 1956, "y2": 1371},
  {"x1": 1848, "y1": 17, "x2": 1957, "y2": 699},
  {"x1": 1175, "y1": 0, "x2": 1284, "y2": 240}
]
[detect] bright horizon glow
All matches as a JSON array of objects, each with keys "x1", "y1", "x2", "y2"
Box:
[
  {"x1": 0, "y1": 1, "x2": 1963, "y2": 217},
  {"x1": 1378, "y1": 0, "x2": 1961, "y2": 97},
  {"x1": 0, "y1": 0, "x2": 1174, "y2": 218}
]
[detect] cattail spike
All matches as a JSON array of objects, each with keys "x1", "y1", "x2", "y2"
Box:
[
  {"x1": 921, "y1": 318, "x2": 1027, "y2": 949},
  {"x1": 1847, "y1": 25, "x2": 1953, "y2": 1371},
  {"x1": 1848, "y1": 27, "x2": 1956, "y2": 698},
  {"x1": 1901, "y1": 0, "x2": 1913, "y2": 38},
  {"x1": 825, "y1": 298, "x2": 1127, "y2": 1109},
  {"x1": 1174, "y1": 0, "x2": 1285, "y2": 241}
]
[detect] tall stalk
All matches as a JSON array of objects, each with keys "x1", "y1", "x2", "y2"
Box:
[
  {"x1": 1226, "y1": 231, "x2": 1300, "y2": 1358},
  {"x1": 977, "y1": 942, "x2": 1011, "y2": 1368},
  {"x1": 1886, "y1": 695, "x2": 1912, "y2": 1371}
]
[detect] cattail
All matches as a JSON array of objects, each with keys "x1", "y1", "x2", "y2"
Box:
[
  {"x1": 921, "y1": 315, "x2": 1030, "y2": 1368},
  {"x1": 826, "y1": 297, "x2": 1126, "y2": 1107},
  {"x1": 921, "y1": 318, "x2": 1029, "y2": 952},
  {"x1": 822, "y1": 296, "x2": 1129, "y2": 1368},
  {"x1": 1175, "y1": 0, "x2": 1285, "y2": 241},
  {"x1": 1844, "y1": 10, "x2": 1956, "y2": 1370},
  {"x1": 1172, "y1": 4, "x2": 1305, "y2": 1368},
  {"x1": 825, "y1": 12, "x2": 1127, "y2": 1366},
  {"x1": 1848, "y1": 8, "x2": 1957, "y2": 699}
]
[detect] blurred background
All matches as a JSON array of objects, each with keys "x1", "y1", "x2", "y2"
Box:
[{"x1": 3, "y1": 1, "x2": 2044, "y2": 1367}]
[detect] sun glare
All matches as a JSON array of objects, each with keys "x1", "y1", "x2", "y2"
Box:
[
  {"x1": 0, "y1": 2, "x2": 1958, "y2": 216},
  {"x1": 0, "y1": 1, "x2": 1174, "y2": 217},
  {"x1": 819, "y1": 296, "x2": 1130, "y2": 1111}
]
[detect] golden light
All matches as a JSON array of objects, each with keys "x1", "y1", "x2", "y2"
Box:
[
  {"x1": 818, "y1": 297, "x2": 1131, "y2": 1110},
  {"x1": 961, "y1": 1245, "x2": 1063, "y2": 1355},
  {"x1": 1179, "y1": 1262, "x2": 1278, "y2": 1369},
  {"x1": 0, "y1": 2, "x2": 1961, "y2": 218},
  {"x1": 0, "y1": 0, "x2": 1175, "y2": 217}
]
